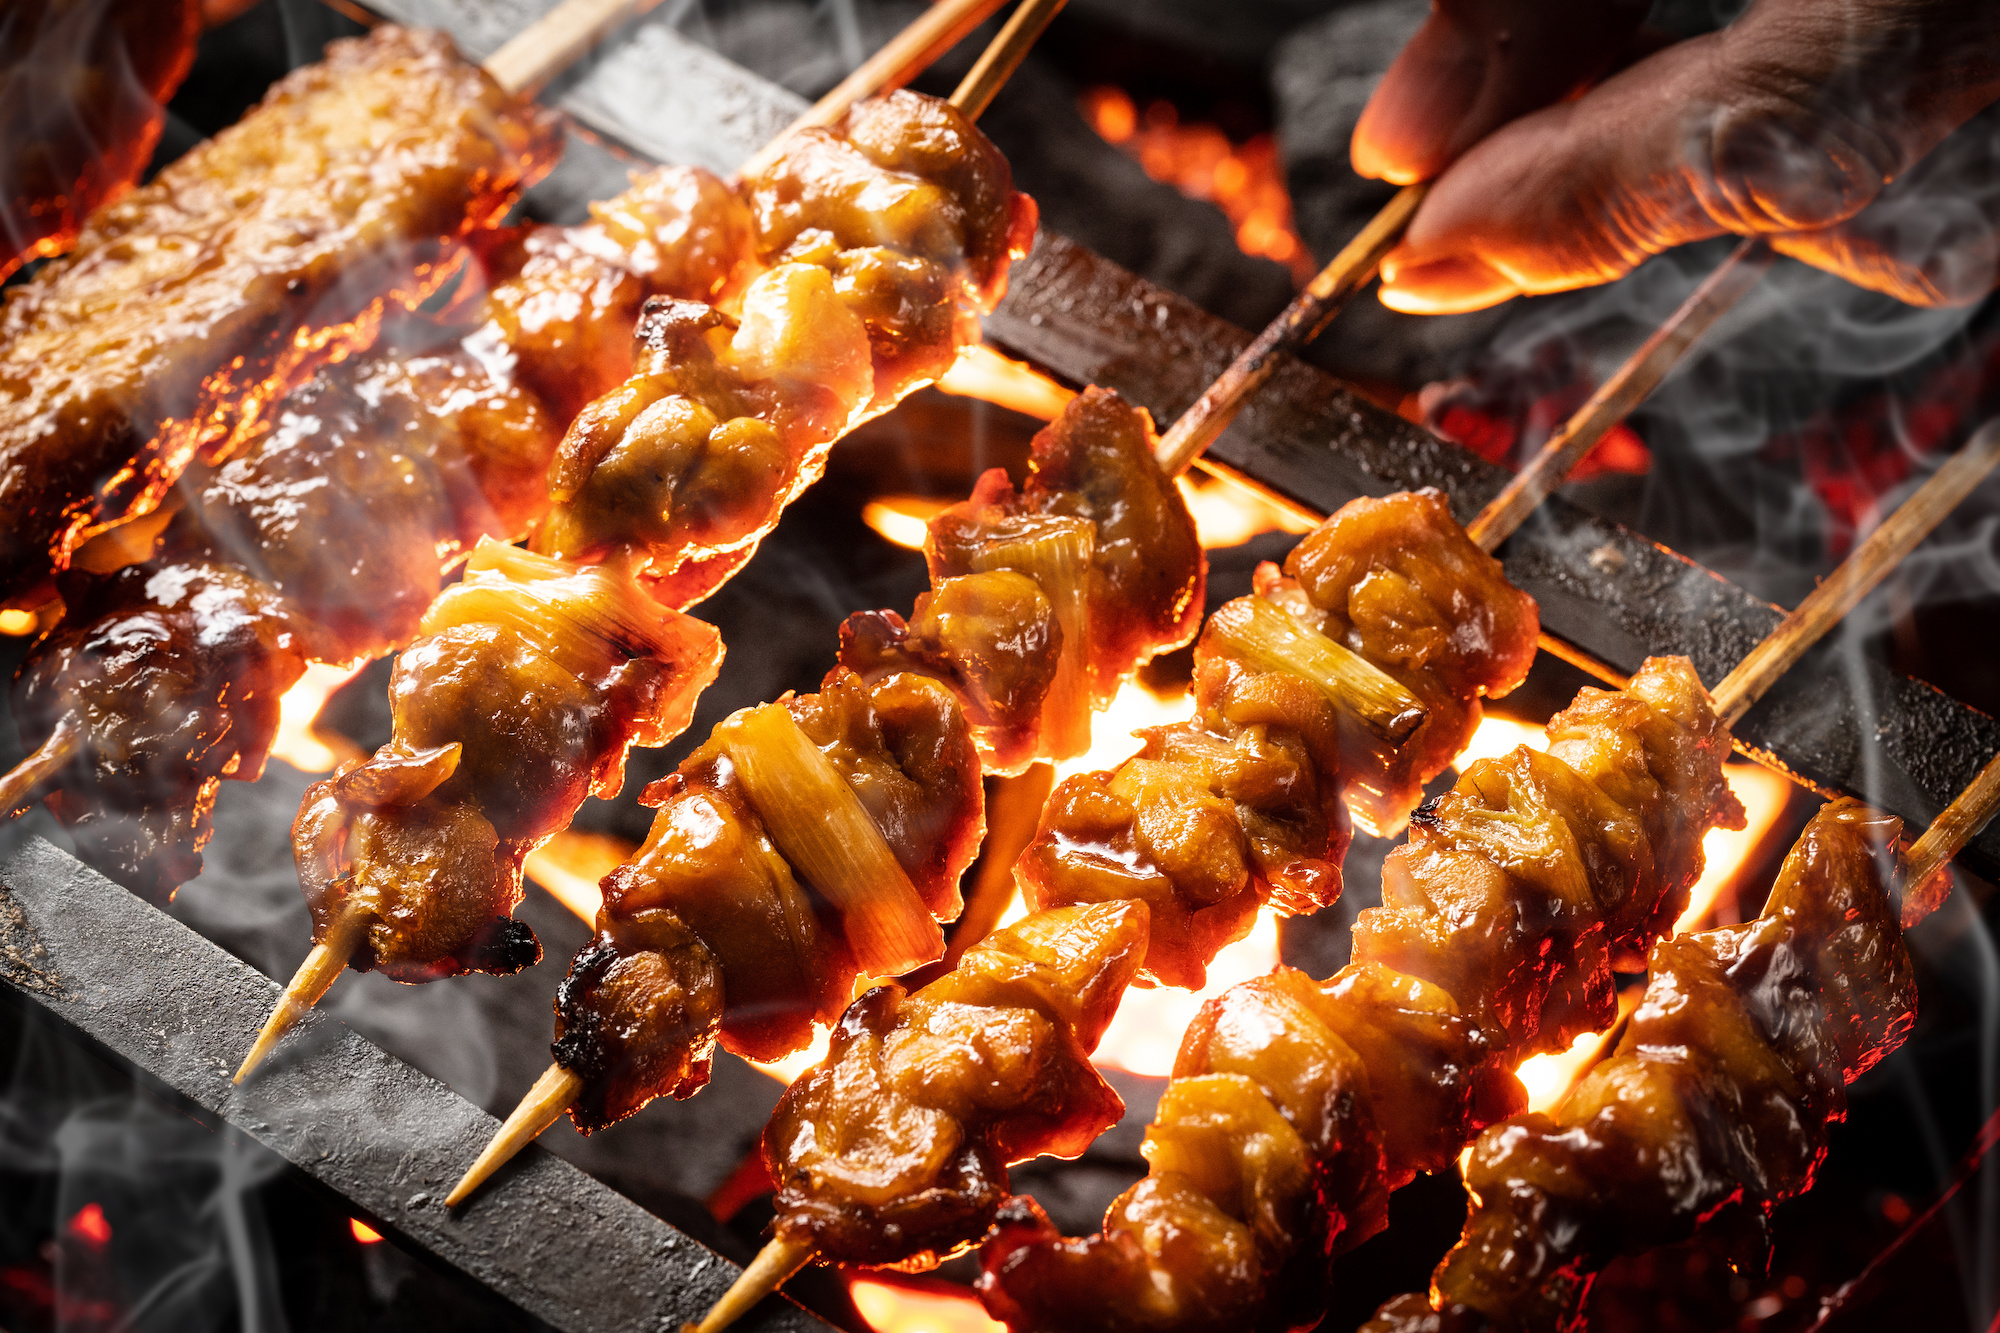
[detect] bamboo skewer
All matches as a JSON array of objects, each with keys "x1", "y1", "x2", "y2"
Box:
[
  {"x1": 685, "y1": 386, "x2": 2000, "y2": 1333},
  {"x1": 948, "y1": 0, "x2": 1066, "y2": 119},
  {"x1": 682, "y1": 1235, "x2": 816, "y2": 1333},
  {"x1": 1465, "y1": 238, "x2": 1774, "y2": 553},
  {"x1": 436, "y1": 0, "x2": 1070, "y2": 1204},
  {"x1": 1902, "y1": 748, "x2": 2000, "y2": 925},
  {"x1": 1709, "y1": 416, "x2": 2000, "y2": 727},
  {"x1": 484, "y1": 0, "x2": 670, "y2": 97},
  {"x1": 233, "y1": 907, "x2": 370, "y2": 1083},
  {"x1": 1153, "y1": 183, "x2": 1428, "y2": 479},
  {"x1": 445, "y1": 1065, "x2": 587, "y2": 1205},
  {"x1": 736, "y1": 0, "x2": 1014, "y2": 179},
  {"x1": 0, "y1": 722, "x2": 77, "y2": 818}
]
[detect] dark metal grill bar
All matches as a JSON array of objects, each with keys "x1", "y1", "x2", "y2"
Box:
[{"x1": 0, "y1": 839, "x2": 829, "y2": 1333}]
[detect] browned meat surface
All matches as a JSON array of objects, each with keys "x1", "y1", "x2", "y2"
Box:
[
  {"x1": 0, "y1": 25, "x2": 559, "y2": 606},
  {"x1": 534, "y1": 90, "x2": 1037, "y2": 604},
  {"x1": 10, "y1": 558, "x2": 308, "y2": 901},
  {"x1": 1263, "y1": 488, "x2": 1540, "y2": 836},
  {"x1": 765, "y1": 902, "x2": 1148, "y2": 1269},
  {"x1": 1365, "y1": 801, "x2": 1915, "y2": 1333},
  {"x1": 979, "y1": 658, "x2": 1745, "y2": 1333},
  {"x1": 1018, "y1": 641, "x2": 1351, "y2": 990},
  {"x1": 294, "y1": 543, "x2": 721, "y2": 984},
  {"x1": 549, "y1": 667, "x2": 986, "y2": 1131},
  {"x1": 0, "y1": 0, "x2": 201, "y2": 280},
  {"x1": 927, "y1": 387, "x2": 1206, "y2": 705},
  {"x1": 844, "y1": 387, "x2": 1204, "y2": 773}
]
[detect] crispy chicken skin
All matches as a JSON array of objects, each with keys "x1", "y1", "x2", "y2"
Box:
[
  {"x1": 294, "y1": 544, "x2": 722, "y2": 983},
  {"x1": 0, "y1": 0, "x2": 202, "y2": 280},
  {"x1": 845, "y1": 387, "x2": 1204, "y2": 773},
  {"x1": 534, "y1": 90, "x2": 1038, "y2": 605},
  {"x1": 551, "y1": 668, "x2": 986, "y2": 1131},
  {"x1": 979, "y1": 659, "x2": 1745, "y2": 1333},
  {"x1": 0, "y1": 25, "x2": 559, "y2": 606},
  {"x1": 765, "y1": 902, "x2": 1149, "y2": 1269},
  {"x1": 1365, "y1": 801, "x2": 1914, "y2": 1333}
]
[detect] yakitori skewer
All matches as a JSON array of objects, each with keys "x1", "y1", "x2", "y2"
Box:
[
  {"x1": 0, "y1": 0, "x2": 696, "y2": 609},
  {"x1": 3, "y1": 0, "x2": 1020, "y2": 903},
  {"x1": 453, "y1": 98, "x2": 1801, "y2": 1216},
  {"x1": 1361, "y1": 748, "x2": 2000, "y2": 1333},
  {"x1": 448, "y1": 380, "x2": 1209, "y2": 1204},
  {"x1": 235, "y1": 0, "x2": 1067, "y2": 1087},
  {"x1": 974, "y1": 415, "x2": 2000, "y2": 1333}
]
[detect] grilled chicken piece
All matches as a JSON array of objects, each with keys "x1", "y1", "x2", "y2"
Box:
[
  {"x1": 844, "y1": 387, "x2": 1205, "y2": 773},
  {"x1": 293, "y1": 542, "x2": 722, "y2": 982},
  {"x1": 766, "y1": 902, "x2": 1149, "y2": 1269},
  {"x1": 6, "y1": 153, "x2": 767, "y2": 898},
  {"x1": 552, "y1": 667, "x2": 985, "y2": 1130},
  {"x1": 11, "y1": 558, "x2": 309, "y2": 901},
  {"x1": 978, "y1": 658, "x2": 1746, "y2": 1333},
  {"x1": 0, "y1": 25, "x2": 559, "y2": 607},
  {"x1": 533, "y1": 89, "x2": 1039, "y2": 607},
  {"x1": 1264, "y1": 487, "x2": 1540, "y2": 836},
  {"x1": 1365, "y1": 801, "x2": 1915, "y2": 1333},
  {"x1": 0, "y1": 0, "x2": 201, "y2": 280}
]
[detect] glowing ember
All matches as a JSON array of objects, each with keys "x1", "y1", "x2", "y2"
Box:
[
  {"x1": 1176, "y1": 473, "x2": 1315, "y2": 549},
  {"x1": 937, "y1": 344, "x2": 1077, "y2": 422},
  {"x1": 0, "y1": 607, "x2": 37, "y2": 636},
  {"x1": 268, "y1": 660, "x2": 366, "y2": 773},
  {"x1": 349, "y1": 1218, "x2": 383, "y2": 1244},
  {"x1": 523, "y1": 829, "x2": 635, "y2": 924},
  {"x1": 66, "y1": 1203, "x2": 111, "y2": 1247},
  {"x1": 1675, "y1": 760, "x2": 1792, "y2": 934},
  {"x1": 862, "y1": 495, "x2": 952, "y2": 550},
  {"x1": 850, "y1": 1273, "x2": 1006, "y2": 1333},
  {"x1": 1080, "y1": 87, "x2": 1314, "y2": 283}
]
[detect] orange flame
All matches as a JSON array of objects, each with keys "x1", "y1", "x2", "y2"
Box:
[
  {"x1": 0, "y1": 608, "x2": 38, "y2": 636},
  {"x1": 850, "y1": 1274, "x2": 1005, "y2": 1333},
  {"x1": 937, "y1": 345, "x2": 1077, "y2": 422},
  {"x1": 1080, "y1": 87, "x2": 1314, "y2": 284},
  {"x1": 349, "y1": 1218, "x2": 383, "y2": 1245},
  {"x1": 1177, "y1": 473, "x2": 1316, "y2": 549},
  {"x1": 863, "y1": 496, "x2": 951, "y2": 550},
  {"x1": 523, "y1": 828, "x2": 636, "y2": 924},
  {"x1": 269, "y1": 661, "x2": 367, "y2": 773}
]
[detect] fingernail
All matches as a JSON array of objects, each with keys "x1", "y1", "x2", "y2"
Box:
[{"x1": 1379, "y1": 256, "x2": 1520, "y2": 314}]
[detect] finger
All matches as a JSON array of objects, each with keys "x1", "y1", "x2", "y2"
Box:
[
  {"x1": 1377, "y1": 0, "x2": 2000, "y2": 314},
  {"x1": 1352, "y1": 0, "x2": 1649, "y2": 184}
]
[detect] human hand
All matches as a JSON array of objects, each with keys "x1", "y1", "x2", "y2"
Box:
[{"x1": 1352, "y1": 0, "x2": 2000, "y2": 313}]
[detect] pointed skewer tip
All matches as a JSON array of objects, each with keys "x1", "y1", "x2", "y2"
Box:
[
  {"x1": 683, "y1": 1234, "x2": 816, "y2": 1333},
  {"x1": 446, "y1": 1063, "x2": 584, "y2": 1206},
  {"x1": 232, "y1": 909, "x2": 369, "y2": 1085}
]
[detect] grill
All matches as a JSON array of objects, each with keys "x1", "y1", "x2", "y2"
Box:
[{"x1": 3, "y1": 2, "x2": 1997, "y2": 1331}]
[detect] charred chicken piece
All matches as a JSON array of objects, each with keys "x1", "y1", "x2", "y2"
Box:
[
  {"x1": 293, "y1": 541, "x2": 721, "y2": 983},
  {"x1": 886, "y1": 386, "x2": 1205, "y2": 769},
  {"x1": 978, "y1": 657, "x2": 1746, "y2": 1333},
  {"x1": 10, "y1": 558, "x2": 309, "y2": 902},
  {"x1": 1365, "y1": 800, "x2": 1915, "y2": 1333},
  {"x1": 549, "y1": 667, "x2": 985, "y2": 1130},
  {"x1": 1261, "y1": 487, "x2": 1540, "y2": 836},
  {"x1": 0, "y1": 25, "x2": 560, "y2": 606},
  {"x1": 766, "y1": 901, "x2": 1149, "y2": 1270},
  {"x1": 0, "y1": 0, "x2": 201, "y2": 280},
  {"x1": 532, "y1": 89, "x2": 1038, "y2": 605}
]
